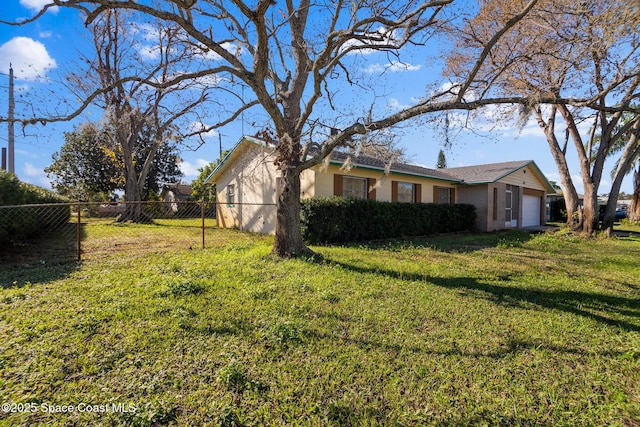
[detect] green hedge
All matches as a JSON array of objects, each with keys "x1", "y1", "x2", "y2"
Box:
[
  {"x1": 0, "y1": 170, "x2": 70, "y2": 244},
  {"x1": 300, "y1": 197, "x2": 476, "y2": 244}
]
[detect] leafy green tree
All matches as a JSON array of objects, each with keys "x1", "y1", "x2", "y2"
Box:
[
  {"x1": 45, "y1": 124, "x2": 120, "y2": 201},
  {"x1": 191, "y1": 163, "x2": 217, "y2": 204},
  {"x1": 436, "y1": 150, "x2": 447, "y2": 169},
  {"x1": 132, "y1": 125, "x2": 184, "y2": 200},
  {"x1": 191, "y1": 150, "x2": 230, "y2": 204},
  {"x1": 46, "y1": 122, "x2": 183, "y2": 202}
]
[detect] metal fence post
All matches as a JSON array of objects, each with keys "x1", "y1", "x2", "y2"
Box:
[
  {"x1": 77, "y1": 205, "x2": 82, "y2": 261},
  {"x1": 201, "y1": 202, "x2": 205, "y2": 249}
]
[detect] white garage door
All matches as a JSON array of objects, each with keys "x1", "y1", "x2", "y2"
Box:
[{"x1": 523, "y1": 195, "x2": 541, "y2": 227}]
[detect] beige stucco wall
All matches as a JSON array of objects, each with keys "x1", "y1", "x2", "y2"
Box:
[
  {"x1": 499, "y1": 164, "x2": 548, "y2": 191},
  {"x1": 311, "y1": 164, "x2": 458, "y2": 202},
  {"x1": 212, "y1": 143, "x2": 549, "y2": 235},
  {"x1": 300, "y1": 168, "x2": 316, "y2": 199},
  {"x1": 458, "y1": 165, "x2": 549, "y2": 232},
  {"x1": 456, "y1": 185, "x2": 493, "y2": 232},
  {"x1": 215, "y1": 142, "x2": 279, "y2": 234}
]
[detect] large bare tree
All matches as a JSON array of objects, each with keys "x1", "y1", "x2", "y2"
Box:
[
  {"x1": 446, "y1": 0, "x2": 640, "y2": 235},
  {"x1": 81, "y1": 9, "x2": 217, "y2": 221},
  {"x1": 4, "y1": 0, "x2": 614, "y2": 255}
]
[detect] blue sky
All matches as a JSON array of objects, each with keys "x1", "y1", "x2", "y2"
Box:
[{"x1": 0, "y1": 0, "x2": 634, "y2": 196}]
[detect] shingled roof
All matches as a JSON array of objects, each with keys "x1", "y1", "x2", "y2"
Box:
[
  {"x1": 207, "y1": 136, "x2": 553, "y2": 191},
  {"x1": 329, "y1": 150, "x2": 460, "y2": 182},
  {"x1": 442, "y1": 160, "x2": 536, "y2": 184}
]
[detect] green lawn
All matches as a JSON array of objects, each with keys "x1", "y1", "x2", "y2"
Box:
[{"x1": 0, "y1": 224, "x2": 639, "y2": 426}]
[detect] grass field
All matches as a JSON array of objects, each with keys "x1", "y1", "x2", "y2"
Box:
[{"x1": 0, "y1": 221, "x2": 639, "y2": 426}]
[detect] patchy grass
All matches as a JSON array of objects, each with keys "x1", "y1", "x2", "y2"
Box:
[
  {"x1": 0, "y1": 226, "x2": 639, "y2": 426},
  {"x1": 616, "y1": 221, "x2": 640, "y2": 236}
]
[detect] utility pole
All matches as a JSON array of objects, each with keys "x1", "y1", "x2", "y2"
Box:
[{"x1": 8, "y1": 64, "x2": 15, "y2": 174}]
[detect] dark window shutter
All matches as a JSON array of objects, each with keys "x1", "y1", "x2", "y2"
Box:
[
  {"x1": 391, "y1": 181, "x2": 398, "y2": 202},
  {"x1": 367, "y1": 178, "x2": 377, "y2": 200},
  {"x1": 334, "y1": 174, "x2": 343, "y2": 196},
  {"x1": 415, "y1": 184, "x2": 422, "y2": 203}
]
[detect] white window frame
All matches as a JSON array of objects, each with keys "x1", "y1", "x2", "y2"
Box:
[
  {"x1": 342, "y1": 176, "x2": 368, "y2": 200},
  {"x1": 226, "y1": 184, "x2": 236, "y2": 207},
  {"x1": 505, "y1": 186, "x2": 513, "y2": 225}
]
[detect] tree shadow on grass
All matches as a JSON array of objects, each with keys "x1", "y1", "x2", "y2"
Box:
[
  {"x1": 324, "y1": 259, "x2": 640, "y2": 333},
  {"x1": 309, "y1": 307, "x2": 635, "y2": 361},
  {"x1": 0, "y1": 223, "x2": 81, "y2": 287},
  {"x1": 331, "y1": 230, "x2": 534, "y2": 253}
]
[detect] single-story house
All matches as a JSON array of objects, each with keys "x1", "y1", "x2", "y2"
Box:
[
  {"x1": 206, "y1": 136, "x2": 555, "y2": 234},
  {"x1": 160, "y1": 183, "x2": 194, "y2": 213}
]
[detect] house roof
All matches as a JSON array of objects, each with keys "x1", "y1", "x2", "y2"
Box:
[
  {"x1": 328, "y1": 151, "x2": 460, "y2": 182},
  {"x1": 205, "y1": 136, "x2": 268, "y2": 183},
  {"x1": 206, "y1": 136, "x2": 555, "y2": 192},
  {"x1": 160, "y1": 183, "x2": 193, "y2": 198},
  {"x1": 444, "y1": 161, "x2": 533, "y2": 183},
  {"x1": 443, "y1": 160, "x2": 556, "y2": 192}
]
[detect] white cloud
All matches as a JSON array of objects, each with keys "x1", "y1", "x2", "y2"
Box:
[
  {"x1": 39, "y1": 31, "x2": 52, "y2": 39},
  {"x1": 388, "y1": 62, "x2": 421, "y2": 72},
  {"x1": 387, "y1": 98, "x2": 411, "y2": 111},
  {"x1": 138, "y1": 45, "x2": 160, "y2": 61},
  {"x1": 188, "y1": 122, "x2": 218, "y2": 138},
  {"x1": 193, "y1": 42, "x2": 244, "y2": 62},
  {"x1": 0, "y1": 37, "x2": 57, "y2": 80},
  {"x1": 20, "y1": 0, "x2": 58, "y2": 13},
  {"x1": 179, "y1": 158, "x2": 211, "y2": 179},
  {"x1": 365, "y1": 61, "x2": 421, "y2": 74},
  {"x1": 22, "y1": 162, "x2": 51, "y2": 188},
  {"x1": 516, "y1": 124, "x2": 545, "y2": 138}
]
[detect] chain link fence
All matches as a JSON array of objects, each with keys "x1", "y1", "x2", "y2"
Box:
[{"x1": 0, "y1": 201, "x2": 226, "y2": 266}]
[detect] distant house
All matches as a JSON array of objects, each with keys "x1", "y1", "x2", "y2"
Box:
[
  {"x1": 160, "y1": 183, "x2": 194, "y2": 213},
  {"x1": 206, "y1": 136, "x2": 555, "y2": 234}
]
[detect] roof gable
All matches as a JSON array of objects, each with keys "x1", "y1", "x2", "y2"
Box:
[
  {"x1": 205, "y1": 136, "x2": 271, "y2": 183},
  {"x1": 443, "y1": 160, "x2": 555, "y2": 192},
  {"x1": 443, "y1": 161, "x2": 532, "y2": 183}
]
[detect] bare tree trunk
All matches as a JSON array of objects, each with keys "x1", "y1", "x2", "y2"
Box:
[
  {"x1": 117, "y1": 136, "x2": 152, "y2": 223},
  {"x1": 581, "y1": 183, "x2": 598, "y2": 235},
  {"x1": 273, "y1": 166, "x2": 313, "y2": 258},
  {"x1": 629, "y1": 165, "x2": 640, "y2": 223},
  {"x1": 558, "y1": 104, "x2": 602, "y2": 235},
  {"x1": 536, "y1": 106, "x2": 580, "y2": 229},
  {"x1": 602, "y1": 182, "x2": 623, "y2": 237},
  {"x1": 601, "y1": 154, "x2": 640, "y2": 235},
  {"x1": 555, "y1": 161, "x2": 580, "y2": 230}
]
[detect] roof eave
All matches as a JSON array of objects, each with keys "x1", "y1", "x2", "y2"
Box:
[
  {"x1": 205, "y1": 135, "x2": 269, "y2": 183},
  {"x1": 326, "y1": 160, "x2": 461, "y2": 184}
]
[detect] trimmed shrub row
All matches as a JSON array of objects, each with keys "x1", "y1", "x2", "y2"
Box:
[
  {"x1": 0, "y1": 170, "x2": 71, "y2": 244},
  {"x1": 300, "y1": 197, "x2": 476, "y2": 244}
]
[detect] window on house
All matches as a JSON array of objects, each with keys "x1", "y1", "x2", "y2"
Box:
[
  {"x1": 226, "y1": 184, "x2": 235, "y2": 207},
  {"x1": 437, "y1": 187, "x2": 452, "y2": 204},
  {"x1": 505, "y1": 186, "x2": 512, "y2": 222},
  {"x1": 342, "y1": 176, "x2": 367, "y2": 200},
  {"x1": 397, "y1": 182, "x2": 416, "y2": 203},
  {"x1": 505, "y1": 185, "x2": 519, "y2": 225}
]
